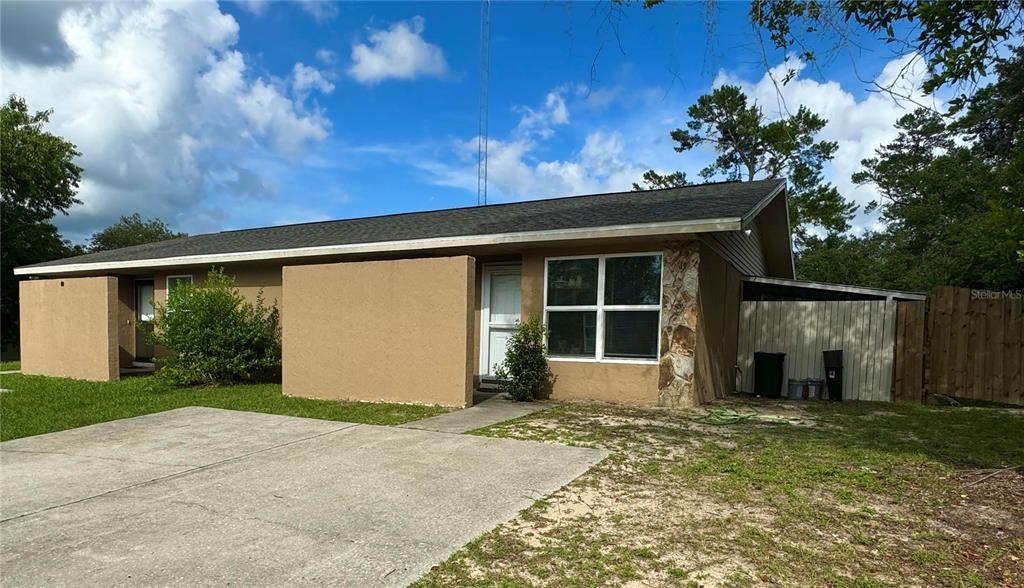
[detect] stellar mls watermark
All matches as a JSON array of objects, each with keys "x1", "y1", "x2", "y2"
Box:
[{"x1": 971, "y1": 289, "x2": 1023, "y2": 300}]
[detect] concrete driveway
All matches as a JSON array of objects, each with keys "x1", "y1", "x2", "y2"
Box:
[{"x1": 0, "y1": 407, "x2": 606, "y2": 586}]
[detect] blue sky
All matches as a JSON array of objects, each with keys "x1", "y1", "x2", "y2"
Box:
[{"x1": 0, "y1": 1, "x2": 939, "y2": 243}]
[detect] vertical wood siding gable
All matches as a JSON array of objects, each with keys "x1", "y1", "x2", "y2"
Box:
[{"x1": 705, "y1": 226, "x2": 768, "y2": 277}]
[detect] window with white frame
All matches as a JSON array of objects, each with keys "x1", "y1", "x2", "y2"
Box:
[
  {"x1": 544, "y1": 253, "x2": 662, "y2": 361},
  {"x1": 166, "y1": 275, "x2": 193, "y2": 298}
]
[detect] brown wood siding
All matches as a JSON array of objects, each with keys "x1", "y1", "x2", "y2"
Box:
[
  {"x1": 694, "y1": 243, "x2": 742, "y2": 400},
  {"x1": 705, "y1": 226, "x2": 767, "y2": 277}
]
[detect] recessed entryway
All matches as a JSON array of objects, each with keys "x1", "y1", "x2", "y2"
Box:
[
  {"x1": 134, "y1": 278, "x2": 155, "y2": 360},
  {"x1": 479, "y1": 263, "x2": 521, "y2": 382}
]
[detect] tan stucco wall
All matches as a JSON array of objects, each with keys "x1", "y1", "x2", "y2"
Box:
[
  {"x1": 694, "y1": 242, "x2": 742, "y2": 401},
  {"x1": 19, "y1": 277, "x2": 119, "y2": 381},
  {"x1": 152, "y1": 264, "x2": 282, "y2": 310},
  {"x1": 520, "y1": 244, "x2": 672, "y2": 404},
  {"x1": 282, "y1": 256, "x2": 476, "y2": 407}
]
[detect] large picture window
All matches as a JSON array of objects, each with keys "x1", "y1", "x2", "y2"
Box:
[{"x1": 545, "y1": 253, "x2": 662, "y2": 362}]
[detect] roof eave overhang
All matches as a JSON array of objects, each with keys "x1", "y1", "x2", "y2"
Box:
[{"x1": 14, "y1": 217, "x2": 744, "y2": 276}]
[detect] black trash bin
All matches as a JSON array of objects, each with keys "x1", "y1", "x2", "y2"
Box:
[
  {"x1": 754, "y1": 352, "x2": 786, "y2": 398},
  {"x1": 823, "y1": 349, "x2": 843, "y2": 402}
]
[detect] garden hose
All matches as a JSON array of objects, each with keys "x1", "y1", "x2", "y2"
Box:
[{"x1": 693, "y1": 407, "x2": 758, "y2": 425}]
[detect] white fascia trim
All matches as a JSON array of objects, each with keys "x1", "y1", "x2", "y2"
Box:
[{"x1": 14, "y1": 217, "x2": 742, "y2": 276}]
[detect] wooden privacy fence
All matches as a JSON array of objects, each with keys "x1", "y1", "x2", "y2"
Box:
[
  {"x1": 737, "y1": 300, "x2": 898, "y2": 401},
  {"x1": 896, "y1": 287, "x2": 1023, "y2": 405},
  {"x1": 893, "y1": 301, "x2": 926, "y2": 401}
]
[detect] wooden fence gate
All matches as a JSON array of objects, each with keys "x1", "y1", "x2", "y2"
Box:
[
  {"x1": 897, "y1": 287, "x2": 1023, "y2": 406},
  {"x1": 737, "y1": 300, "x2": 897, "y2": 401}
]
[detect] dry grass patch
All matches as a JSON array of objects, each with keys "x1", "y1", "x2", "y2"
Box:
[{"x1": 414, "y1": 399, "x2": 1023, "y2": 587}]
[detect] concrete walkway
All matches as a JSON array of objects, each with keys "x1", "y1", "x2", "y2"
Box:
[{"x1": 401, "y1": 392, "x2": 555, "y2": 434}]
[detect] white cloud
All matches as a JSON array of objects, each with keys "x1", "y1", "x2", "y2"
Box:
[
  {"x1": 581, "y1": 86, "x2": 622, "y2": 111},
  {"x1": 292, "y1": 62, "x2": 335, "y2": 97},
  {"x1": 712, "y1": 54, "x2": 943, "y2": 230},
  {"x1": 299, "y1": 1, "x2": 339, "y2": 23},
  {"x1": 234, "y1": 1, "x2": 268, "y2": 17},
  {"x1": 516, "y1": 88, "x2": 570, "y2": 139},
  {"x1": 314, "y1": 47, "x2": 337, "y2": 64},
  {"x1": 347, "y1": 16, "x2": 448, "y2": 85},
  {"x1": 412, "y1": 87, "x2": 681, "y2": 201},
  {"x1": 0, "y1": 1, "x2": 331, "y2": 240},
  {"x1": 431, "y1": 131, "x2": 646, "y2": 199},
  {"x1": 236, "y1": 78, "x2": 330, "y2": 155},
  {"x1": 414, "y1": 92, "x2": 636, "y2": 198}
]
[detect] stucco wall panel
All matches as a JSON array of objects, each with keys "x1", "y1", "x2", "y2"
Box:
[
  {"x1": 152, "y1": 264, "x2": 282, "y2": 310},
  {"x1": 282, "y1": 256, "x2": 475, "y2": 407},
  {"x1": 19, "y1": 277, "x2": 119, "y2": 381},
  {"x1": 548, "y1": 361, "x2": 660, "y2": 404}
]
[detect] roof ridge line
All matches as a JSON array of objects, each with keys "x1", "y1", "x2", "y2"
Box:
[{"x1": 215, "y1": 178, "x2": 771, "y2": 236}]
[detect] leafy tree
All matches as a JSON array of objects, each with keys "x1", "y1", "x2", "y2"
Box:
[
  {"x1": 0, "y1": 95, "x2": 82, "y2": 348},
  {"x1": 797, "y1": 46, "x2": 1023, "y2": 290},
  {"x1": 640, "y1": 85, "x2": 856, "y2": 245},
  {"x1": 89, "y1": 213, "x2": 186, "y2": 252},
  {"x1": 832, "y1": 114, "x2": 1020, "y2": 289},
  {"x1": 751, "y1": 0, "x2": 1024, "y2": 109},
  {"x1": 150, "y1": 269, "x2": 281, "y2": 386},
  {"x1": 631, "y1": 169, "x2": 689, "y2": 191},
  {"x1": 795, "y1": 232, "x2": 935, "y2": 290},
  {"x1": 631, "y1": 2, "x2": 1023, "y2": 110}
]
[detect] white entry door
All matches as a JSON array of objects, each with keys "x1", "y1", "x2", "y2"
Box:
[{"x1": 481, "y1": 265, "x2": 521, "y2": 378}]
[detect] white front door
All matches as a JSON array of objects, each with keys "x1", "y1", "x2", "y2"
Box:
[{"x1": 481, "y1": 265, "x2": 521, "y2": 377}]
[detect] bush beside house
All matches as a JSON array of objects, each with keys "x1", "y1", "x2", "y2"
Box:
[
  {"x1": 495, "y1": 317, "x2": 553, "y2": 402},
  {"x1": 149, "y1": 269, "x2": 281, "y2": 386}
]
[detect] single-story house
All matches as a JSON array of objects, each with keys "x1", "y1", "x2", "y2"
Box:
[{"x1": 14, "y1": 178, "x2": 794, "y2": 408}]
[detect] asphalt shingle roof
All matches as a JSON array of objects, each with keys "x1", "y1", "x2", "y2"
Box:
[{"x1": 23, "y1": 179, "x2": 784, "y2": 269}]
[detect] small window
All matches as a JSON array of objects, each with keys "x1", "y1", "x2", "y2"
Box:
[
  {"x1": 167, "y1": 275, "x2": 193, "y2": 298},
  {"x1": 546, "y1": 258, "x2": 598, "y2": 306},
  {"x1": 544, "y1": 254, "x2": 662, "y2": 362},
  {"x1": 137, "y1": 283, "x2": 155, "y2": 322},
  {"x1": 547, "y1": 310, "x2": 597, "y2": 357},
  {"x1": 603, "y1": 310, "x2": 660, "y2": 359},
  {"x1": 605, "y1": 255, "x2": 662, "y2": 305}
]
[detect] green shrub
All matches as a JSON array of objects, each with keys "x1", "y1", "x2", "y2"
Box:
[
  {"x1": 495, "y1": 317, "x2": 553, "y2": 402},
  {"x1": 149, "y1": 269, "x2": 281, "y2": 386}
]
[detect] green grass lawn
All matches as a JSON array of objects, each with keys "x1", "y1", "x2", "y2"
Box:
[
  {"x1": 0, "y1": 360, "x2": 20, "y2": 371},
  {"x1": 0, "y1": 373, "x2": 447, "y2": 441},
  {"x1": 416, "y1": 398, "x2": 1024, "y2": 588}
]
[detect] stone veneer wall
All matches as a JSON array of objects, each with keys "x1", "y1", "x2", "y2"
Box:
[{"x1": 658, "y1": 241, "x2": 701, "y2": 407}]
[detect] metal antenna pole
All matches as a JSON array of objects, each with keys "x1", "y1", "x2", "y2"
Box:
[{"x1": 477, "y1": 0, "x2": 491, "y2": 206}]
